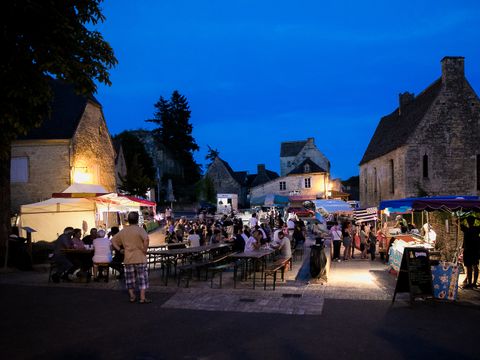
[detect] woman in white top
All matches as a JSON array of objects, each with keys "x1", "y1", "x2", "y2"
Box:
[
  {"x1": 92, "y1": 230, "x2": 112, "y2": 280},
  {"x1": 187, "y1": 230, "x2": 200, "y2": 247}
]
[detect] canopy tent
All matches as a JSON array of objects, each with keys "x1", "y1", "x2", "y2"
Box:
[
  {"x1": 52, "y1": 183, "x2": 109, "y2": 198},
  {"x1": 19, "y1": 197, "x2": 96, "y2": 242},
  {"x1": 411, "y1": 199, "x2": 480, "y2": 212},
  {"x1": 379, "y1": 196, "x2": 479, "y2": 211},
  {"x1": 313, "y1": 199, "x2": 353, "y2": 214},
  {"x1": 250, "y1": 193, "x2": 289, "y2": 207},
  {"x1": 19, "y1": 184, "x2": 157, "y2": 242}
]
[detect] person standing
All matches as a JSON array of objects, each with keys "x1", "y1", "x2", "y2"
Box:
[
  {"x1": 460, "y1": 216, "x2": 480, "y2": 289},
  {"x1": 342, "y1": 222, "x2": 352, "y2": 261},
  {"x1": 368, "y1": 230, "x2": 377, "y2": 261},
  {"x1": 112, "y1": 212, "x2": 151, "y2": 304},
  {"x1": 359, "y1": 224, "x2": 368, "y2": 259},
  {"x1": 330, "y1": 223, "x2": 342, "y2": 262}
]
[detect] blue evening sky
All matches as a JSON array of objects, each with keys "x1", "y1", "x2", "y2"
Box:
[{"x1": 95, "y1": 0, "x2": 480, "y2": 180}]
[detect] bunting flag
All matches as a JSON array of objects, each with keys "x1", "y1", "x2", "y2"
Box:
[{"x1": 353, "y1": 207, "x2": 378, "y2": 223}]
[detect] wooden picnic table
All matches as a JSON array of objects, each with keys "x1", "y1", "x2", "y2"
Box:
[
  {"x1": 149, "y1": 243, "x2": 232, "y2": 284},
  {"x1": 229, "y1": 249, "x2": 274, "y2": 289}
]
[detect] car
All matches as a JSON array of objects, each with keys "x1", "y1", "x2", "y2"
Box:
[{"x1": 287, "y1": 207, "x2": 315, "y2": 218}]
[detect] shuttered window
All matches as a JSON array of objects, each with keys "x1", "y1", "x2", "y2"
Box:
[{"x1": 11, "y1": 157, "x2": 29, "y2": 183}]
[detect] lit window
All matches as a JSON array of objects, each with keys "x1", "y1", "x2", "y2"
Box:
[
  {"x1": 11, "y1": 157, "x2": 28, "y2": 183},
  {"x1": 304, "y1": 178, "x2": 311, "y2": 188}
]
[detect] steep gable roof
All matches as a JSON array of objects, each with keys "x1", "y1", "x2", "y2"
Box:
[
  {"x1": 18, "y1": 79, "x2": 101, "y2": 141},
  {"x1": 280, "y1": 140, "x2": 307, "y2": 157},
  {"x1": 360, "y1": 78, "x2": 442, "y2": 165},
  {"x1": 249, "y1": 169, "x2": 279, "y2": 188},
  {"x1": 288, "y1": 158, "x2": 327, "y2": 175}
]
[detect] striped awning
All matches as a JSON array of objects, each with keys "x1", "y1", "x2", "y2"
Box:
[{"x1": 353, "y1": 207, "x2": 378, "y2": 223}]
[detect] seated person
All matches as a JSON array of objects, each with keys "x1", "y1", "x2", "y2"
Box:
[
  {"x1": 108, "y1": 227, "x2": 124, "y2": 278},
  {"x1": 92, "y1": 229, "x2": 112, "y2": 280},
  {"x1": 244, "y1": 230, "x2": 262, "y2": 252},
  {"x1": 270, "y1": 230, "x2": 292, "y2": 259},
  {"x1": 82, "y1": 228, "x2": 97, "y2": 246},
  {"x1": 71, "y1": 228, "x2": 85, "y2": 249},
  {"x1": 232, "y1": 226, "x2": 245, "y2": 252},
  {"x1": 52, "y1": 227, "x2": 75, "y2": 282}
]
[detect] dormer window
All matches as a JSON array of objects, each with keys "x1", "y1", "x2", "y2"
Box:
[{"x1": 304, "y1": 164, "x2": 310, "y2": 173}]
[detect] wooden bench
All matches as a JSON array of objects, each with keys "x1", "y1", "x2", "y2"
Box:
[
  {"x1": 208, "y1": 262, "x2": 235, "y2": 288},
  {"x1": 176, "y1": 253, "x2": 233, "y2": 287},
  {"x1": 263, "y1": 257, "x2": 291, "y2": 290}
]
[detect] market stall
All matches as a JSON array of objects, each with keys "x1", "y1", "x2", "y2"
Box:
[
  {"x1": 19, "y1": 184, "x2": 157, "y2": 242},
  {"x1": 389, "y1": 197, "x2": 480, "y2": 301}
]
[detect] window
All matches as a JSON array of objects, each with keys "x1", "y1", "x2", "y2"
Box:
[
  {"x1": 390, "y1": 159, "x2": 395, "y2": 193},
  {"x1": 423, "y1": 154, "x2": 429, "y2": 178},
  {"x1": 11, "y1": 157, "x2": 28, "y2": 183},
  {"x1": 304, "y1": 178, "x2": 311, "y2": 188},
  {"x1": 477, "y1": 154, "x2": 480, "y2": 191},
  {"x1": 279, "y1": 181, "x2": 286, "y2": 191},
  {"x1": 304, "y1": 164, "x2": 310, "y2": 173}
]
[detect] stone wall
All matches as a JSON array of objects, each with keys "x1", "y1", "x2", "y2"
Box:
[
  {"x1": 72, "y1": 102, "x2": 116, "y2": 192},
  {"x1": 250, "y1": 172, "x2": 328, "y2": 199},
  {"x1": 11, "y1": 140, "x2": 71, "y2": 212},
  {"x1": 280, "y1": 138, "x2": 330, "y2": 176},
  {"x1": 404, "y1": 77, "x2": 480, "y2": 197},
  {"x1": 359, "y1": 147, "x2": 408, "y2": 207},
  {"x1": 205, "y1": 158, "x2": 243, "y2": 204}
]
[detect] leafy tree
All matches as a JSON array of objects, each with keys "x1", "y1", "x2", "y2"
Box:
[
  {"x1": 205, "y1": 145, "x2": 220, "y2": 164},
  {"x1": 195, "y1": 176, "x2": 216, "y2": 204},
  {"x1": 113, "y1": 131, "x2": 155, "y2": 197},
  {"x1": 147, "y1": 91, "x2": 201, "y2": 200},
  {"x1": 0, "y1": 1, "x2": 116, "y2": 259}
]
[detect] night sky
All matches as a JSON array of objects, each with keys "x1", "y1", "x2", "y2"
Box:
[{"x1": 95, "y1": 0, "x2": 480, "y2": 180}]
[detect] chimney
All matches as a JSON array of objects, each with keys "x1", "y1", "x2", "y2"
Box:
[
  {"x1": 257, "y1": 164, "x2": 266, "y2": 175},
  {"x1": 398, "y1": 92, "x2": 415, "y2": 115},
  {"x1": 441, "y1": 56, "x2": 465, "y2": 88},
  {"x1": 307, "y1": 137, "x2": 315, "y2": 144}
]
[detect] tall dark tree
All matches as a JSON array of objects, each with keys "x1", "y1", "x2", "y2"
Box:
[
  {"x1": 0, "y1": 1, "x2": 117, "y2": 259},
  {"x1": 118, "y1": 154, "x2": 154, "y2": 197},
  {"x1": 113, "y1": 131, "x2": 155, "y2": 197},
  {"x1": 147, "y1": 91, "x2": 201, "y2": 200}
]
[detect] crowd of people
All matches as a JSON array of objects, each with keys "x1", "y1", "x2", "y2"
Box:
[{"x1": 163, "y1": 212, "x2": 307, "y2": 261}]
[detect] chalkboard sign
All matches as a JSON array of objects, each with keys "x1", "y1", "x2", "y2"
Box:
[{"x1": 392, "y1": 247, "x2": 433, "y2": 304}]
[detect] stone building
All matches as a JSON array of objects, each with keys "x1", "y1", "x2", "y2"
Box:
[
  {"x1": 10, "y1": 79, "x2": 116, "y2": 212},
  {"x1": 250, "y1": 158, "x2": 329, "y2": 203},
  {"x1": 205, "y1": 157, "x2": 278, "y2": 208},
  {"x1": 112, "y1": 139, "x2": 127, "y2": 193},
  {"x1": 360, "y1": 56, "x2": 480, "y2": 207},
  {"x1": 130, "y1": 130, "x2": 183, "y2": 179},
  {"x1": 280, "y1": 137, "x2": 330, "y2": 176}
]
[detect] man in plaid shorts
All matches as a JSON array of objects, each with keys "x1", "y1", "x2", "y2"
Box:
[{"x1": 112, "y1": 212, "x2": 151, "y2": 303}]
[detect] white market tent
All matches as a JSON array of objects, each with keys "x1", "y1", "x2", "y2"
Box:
[
  {"x1": 19, "y1": 197, "x2": 96, "y2": 242},
  {"x1": 19, "y1": 184, "x2": 156, "y2": 242}
]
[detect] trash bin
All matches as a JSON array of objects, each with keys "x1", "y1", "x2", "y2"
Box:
[{"x1": 310, "y1": 244, "x2": 327, "y2": 280}]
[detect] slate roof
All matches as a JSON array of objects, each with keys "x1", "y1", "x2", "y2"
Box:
[
  {"x1": 18, "y1": 79, "x2": 101, "y2": 140},
  {"x1": 280, "y1": 140, "x2": 307, "y2": 157},
  {"x1": 287, "y1": 158, "x2": 327, "y2": 175},
  {"x1": 360, "y1": 78, "x2": 442, "y2": 165},
  {"x1": 249, "y1": 169, "x2": 279, "y2": 188}
]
